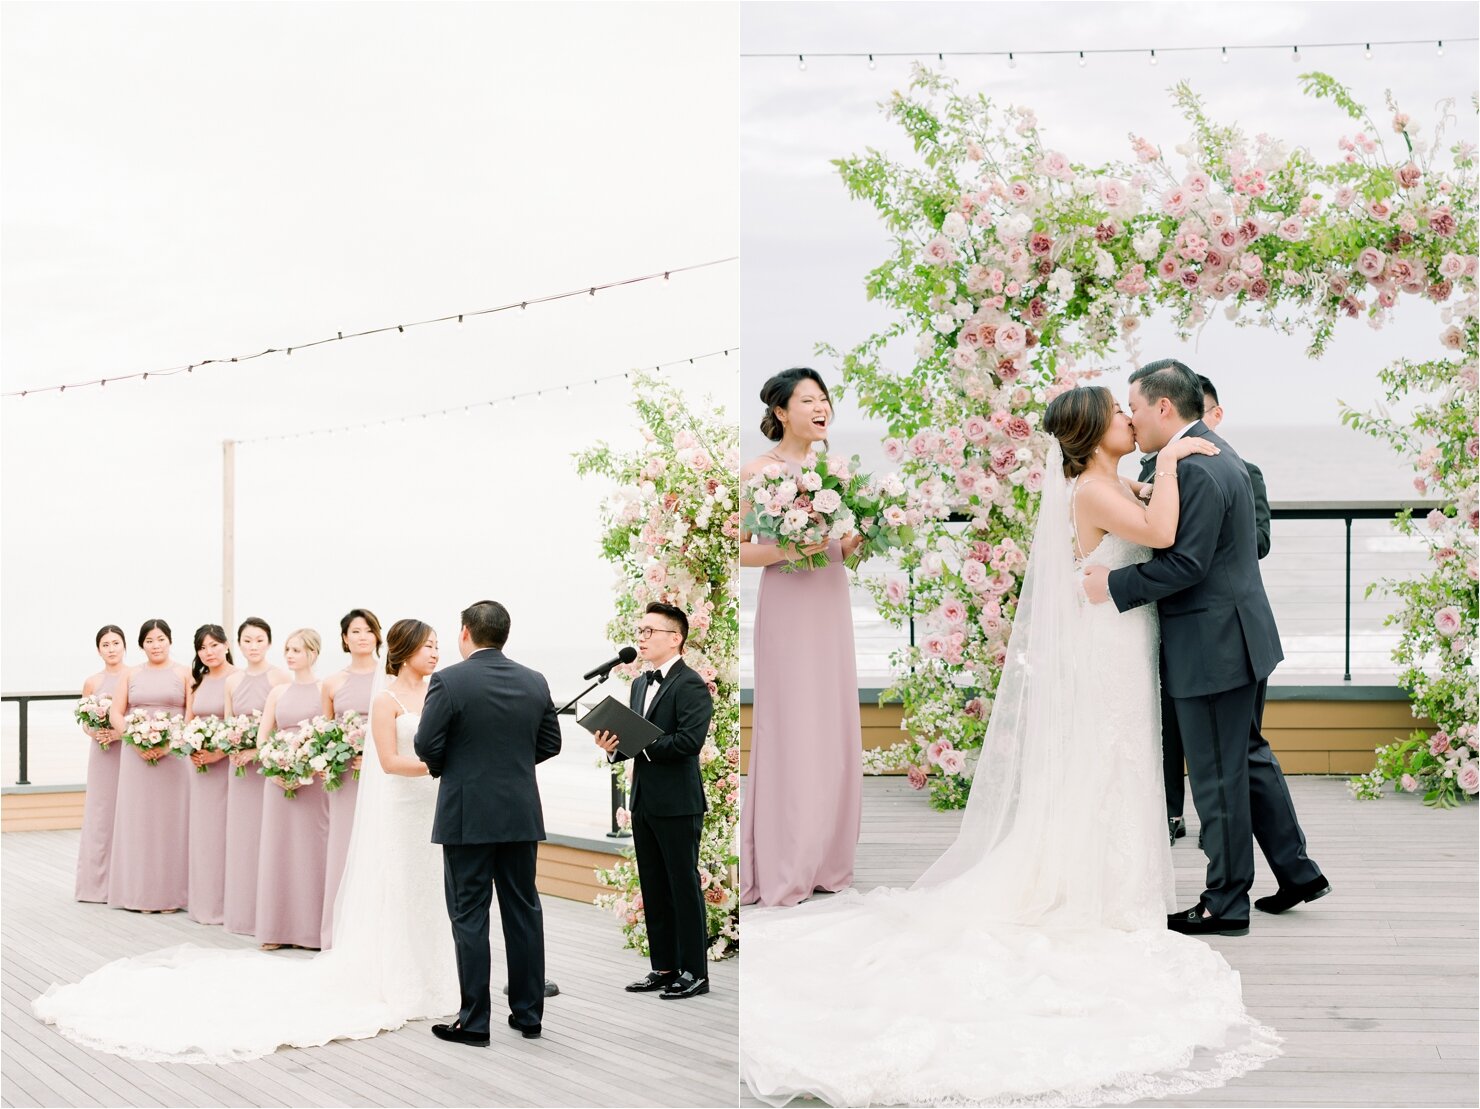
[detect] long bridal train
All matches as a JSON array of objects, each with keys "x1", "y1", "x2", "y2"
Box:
[
  {"x1": 32, "y1": 687, "x2": 455, "y2": 1063},
  {"x1": 739, "y1": 443, "x2": 1280, "y2": 1107}
]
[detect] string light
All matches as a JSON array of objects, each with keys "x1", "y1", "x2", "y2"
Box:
[
  {"x1": 4, "y1": 257, "x2": 736, "y2": 398},
  {"x1": 1149, "y1": 49, "x2": 1158, "y2": 66},
  {"x1": 238, "y1": 346, "x2": 740, "y2": 444},
  {"x1": 1221, "y1": 46, "x2": 1229, "y2": 64},
  {"x1": 1364, "y1": 43, "x2": 1373, "y2": 60},
  {"x1": 1077, "y1": 51, "x2": 1086, "y2": 67},
  {"x1": 1007, "y1": 52, "x2": 1016, "y2": 68},
  {"x1": 1291, "y1": 45, "x2": 1301, "y2": 63},
  {"x1": 742, "y1": 37, "x2": 1475, "y2": 65},
  {"x1": 867, "y1": 53, "x2": 876, "y2": 70}
]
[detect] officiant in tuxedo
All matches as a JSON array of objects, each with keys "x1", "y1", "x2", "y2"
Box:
[
  {"x1": 593, "y1": 602, "x2": 713, "y2": 1001},
  {"x1": 1138, "y1": 374, "x2": 1271, "y2": 846},
  {"x1": 414, "y1": 600, "x2": 563, "y2": 1044}
]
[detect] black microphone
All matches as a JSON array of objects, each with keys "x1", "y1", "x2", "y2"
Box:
[{"x1": 582, "y1": 646, "x2": 637, "y2": 681}]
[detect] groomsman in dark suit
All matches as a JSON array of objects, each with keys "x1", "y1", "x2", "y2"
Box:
[
  {"x1": 415, "y1": 600, "x2": 563, "y2": 1044},
  {"x1": 593, "y1": 602, "x2": 714, "y2": 1001},
  {"x1": 1139, "y1": 375, "x2": 1271, "y2": 845}
]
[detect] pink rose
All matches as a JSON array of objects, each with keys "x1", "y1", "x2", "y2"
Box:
[
  {"x1": 1008, "y1": 181, "x2": 1035, "y2": 206},
  {"x1": 1161, "y1": 187, "x2": 1190, "y2": 216},
  {"x1": 964, "y1": 698, "x2": 985, "y2": 719},
  {"x1": 938, "y1": 749, "x2": 967, "y2": 776},
  {"x1": 1277, "y1": 217, "x2": 1305, "y2": 242},
  {"x1": 1438, "y1": 253, "x2": 1466, "y2": 280},
  {"x1": 1005, "y1": 416, "x2": 1032, "y2": 441},
  {"x1": 1430, "y1": 732, "x2": 1452, "y2": 756},
  {"x1": 907, "y1": 765, "x2": 928, "y2": 790},
  {"x1": 1430, "y1": 207, "x2": 1457, "y2": 237},
  {"x1": 963, "y1": 416, "x2": 990, "y2": 443},
  {"x1": 1440, "y1": 325, "x2": 1465, "y2": 350},
  {"x1": 1030, "y1": 233, "x2": 1054, "y2": 256},
  {"x1": 1367, "y1": 199, "x2": 1391, "y2": 222},
  {"x1": 1433, "y1": 606, "x2": 1462, "y2": 637},
  {"x1": 883, "y1": 437, "x2": 905, "y2": 462},
  {"x1": 1025, "y1": 465, "x2": 1045, "y2": 492},
  {"x1": 885, "y1": 577, "x2": 908, "y2": 606},
  {"x1": 962, "y1": 559, "x2": 989, "y2": 591},
  {"x1": 1356, "y1": 247, "x2": 1386, "y2": 278},
  {"x1": 990, "y1": 446, "x2": 1018, "y2": 475},
  {"x1": 926, "y1": 738, "x2": 953, "y2": 765},
  {"x1": 1397, "y1": 162, "x2": 1422, "y2": 188},
  {"x1": 923, "y1": 235, "x2": 957, "y2": 266},
  {"x1": 939, "y1": 598, "x2": 968, "y2": 626},
  {"x1": 994, "y1": 322, "x2": 1027, "y2": 356},
  {"x1": 1460, "y1": 764, "x2": 1480, "y2": 796},
  {"x1": 1097, "y1": 179, "x2": 1127, "y2": 208},
  {"x1": 1400, "y1": 774, "x2": 1418, "y2": 792}
]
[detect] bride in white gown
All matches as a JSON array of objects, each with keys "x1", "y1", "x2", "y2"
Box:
[
  {"x1": 740, "y1": 387, "x2": 1281, "y2": 1107},
  {"x1": 33, "y1": 620, "x2": 458, "y2": 1063}
]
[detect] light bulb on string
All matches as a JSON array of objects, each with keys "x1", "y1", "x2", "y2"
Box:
[
  {"x1": 1437, "y1": 40, "x2": 1444, "y2": 56},
  {"x1": 937, "y1": 52, "x2": 946, "y2": 70},
  {"x1": 1007, "y1": 52, "x2": 1016, "y2": 68},
  {"x1": 1291, "y1": 45, "x2": 1300, "y2": 63},
  {"x1": 1149, "y1": 49, "x2": 1158, "y2": 66},
  {"x1": 797, "y1": 54, "x2": 806, "y2": 72},
  {"x1": 1364, "y1": 43, "x2": 1372, "y2": 60},
  {"x1": 1077, "y1": 51, "x2": 1086, "y2": 67},
  {"x1": 1221, "y1": 46, "x2": 1229, "y2": 64},
  {"x1": 867, "y1": 53, "x2": 876, "y2": 70}
]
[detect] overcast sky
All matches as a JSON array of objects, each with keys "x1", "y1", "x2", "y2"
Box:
[
  {"x1": 2, "y1": 2, "x2": 738, "y2": 694},
  {"x1": 739, "y1": 1, "x2": 1477, "y2": 483}
]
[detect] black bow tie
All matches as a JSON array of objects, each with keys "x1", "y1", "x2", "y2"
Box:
[
  {"x1": 645, "y1": 669, "x2": 666, "y2": 687},
  {"x1": 1140, "y1": 452, "x2": 1158, "y2": 466}
]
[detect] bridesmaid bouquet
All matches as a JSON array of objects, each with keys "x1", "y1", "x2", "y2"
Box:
[
  {"x1": 223, "y1": 711, "x2": 263, "y2": 777},
  {"x1": 258, "y1": 725, "x2": 316, "y2": 797},
  {"x1": 744, "y1": 452, "x2": 859, "y2": 572},
  {"x1": 73, "y1": 695, "x2": 114, "y2": 747},
  {"x1": 119, "y1": 709, "x2": 183, "y2": 765},
  {"x1": 842, "y1": 470, "x2": 917, "y2": 570},
  {"x1": 304, "y1": 714, "x2": 363, "y2": 792},
  {"x1": 174, "y1": 716, "x2": 232, "y2": 773}
]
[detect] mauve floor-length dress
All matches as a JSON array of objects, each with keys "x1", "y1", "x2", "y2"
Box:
[
  {"x1": 254, "y1": 680, "x2": 329, "y2": 948},
  {"x1": 741, "y1": 521, "x2": 863, "y2": 908},
  {"x1": 107, "y1": 667, "x2": 190, "y2": 912},
  {"x1": 223, "y1": 671, "x2": 272, "y2": 935},
  {"x1": 75, "y1": 670, "x2": 124, "y2": 903},
  {"x1": 185, "y1": 674, "x2": 230, "y2": 925},
  {"x1": 321, "y1": 670, "x2": 372, "y2": 950}
]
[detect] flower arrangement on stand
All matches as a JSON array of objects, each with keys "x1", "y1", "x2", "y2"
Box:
[
  {"x1": 576, "y1": 370, "x2": 741, "y2": 957},
  {"x1": 824, "y1": 65, "x2": 1475, "y2": 810}
]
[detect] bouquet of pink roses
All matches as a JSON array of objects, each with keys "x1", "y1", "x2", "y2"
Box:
[
  {"x1": 119, "y1": 709, "x2": 182, "y2": 765},
  {"x1": 174, "y1": 715, "x2": 234, "y2": 773},
  {"x1": 309, "y1": 712, "x2": 365, "y2": 792},
  {"x1": 223, "y1": 711, "x2": 263, "y2": 777},
  {"x1": 258, "y1": 724, "x2": 316, "y2": 797},
  {"x1": 74, "y1": 694, "x2": 114, "y2": 747},
  {"x1": 842, "y1": 469, "x2": 917, "y2": 570}
]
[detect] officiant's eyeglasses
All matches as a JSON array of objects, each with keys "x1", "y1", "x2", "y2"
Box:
[{"x1": 635, "y1": 626, "x2": 680, "y2": 640}]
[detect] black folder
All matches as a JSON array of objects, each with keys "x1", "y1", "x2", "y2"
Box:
[{"x1": 576, "y1": 696, "x2": 664, "y2": 759}]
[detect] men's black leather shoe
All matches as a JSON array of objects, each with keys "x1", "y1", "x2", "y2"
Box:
[
  {"x1": 1168, "y1": 816, "x2": 1186, "y2": 844},
  {"x1": 625, "y1": 971, "x2": 679, "y2": 993},
  {"x1": 431, "y1": 1022, "x2": 489, "y2": 1046},
  {"x1": 1254, "y1": 875, "x2": 1331, "y2": 914},
  {"x1": 503, "y1": 979, "x2": 561, "y2": 998},
  {"x1": 1167, "y1": 905, "x2": 1249, "y2": 937},
  {"x1": 658, "y1": 972, "x2": 710, "y2": 1000},
  {"x1": 508, "y1": 1015, "x2": 542, "y2": 1039}
]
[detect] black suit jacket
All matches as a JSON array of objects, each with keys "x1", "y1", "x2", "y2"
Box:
[
  {"x1": 1139, "y1": 445, "x2": 1270, "y2": 559},
  {"x1": 1111, "y1": 422, "x2": 1284, "y2": 699},
  {"x1": 613, "y1": 659, "x2": 712, "y2": 818},
  {"x1": 414, "y1": 648, "x2": 562, "y2": 845}
]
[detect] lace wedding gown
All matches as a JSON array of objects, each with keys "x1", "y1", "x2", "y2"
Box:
[
  {"x1": 740, "y1": 460, "x2": 1280, "y2": 1107},
  {"x1": 33, "y1": 700, "x2": 458, "y2": 1063}
]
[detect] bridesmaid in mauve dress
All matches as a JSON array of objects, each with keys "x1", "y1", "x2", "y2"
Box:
[
  {"x1": 318, "y1": 608, "x2": 381, "y2": 950},
  {"x1": 254, "y1": 628, "x2": 330, "y2": 950},
  {"x1": 184, "y1": 625, "x2": 237, "y2": 925},
  {"x1": 222, "y1": 617, "x2": 289, "y2": 936},
  {"x1": 107, "y1": 619, "x2": 193, "y2": 913},
  {"x1": 740, "y1": 369, "x2": 865, "y2": 908},
  {"x1": 75, "y1": 625, "x2": 130, "y2": 903}
]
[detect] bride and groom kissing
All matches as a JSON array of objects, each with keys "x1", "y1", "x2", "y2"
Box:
[{"x1": 741, "y1": 359, "x2": 1329, "y2": 1107}]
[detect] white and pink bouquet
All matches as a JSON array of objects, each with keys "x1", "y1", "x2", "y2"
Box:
[
  {"x1": 119, "y1": 709, "x2": 183, "y2": 765},
  {"x1": 73, "y1": 694, "x2": 114, "y2": 746},
  {"x1": 843, "y1": 469, "x2": 918, "y2": 569},
  {"x1": 174, "y1": 715, "x2": 233, "y2": 773},
  {"x1": 223, "y1": 711, "x2": 263, "y2": 777},
  {"x1": 309, "y1": 712, "x2": 365, "y2": 792},
  {"x1": 257, "y1": 725, "x2": 316, "y2": 797}
]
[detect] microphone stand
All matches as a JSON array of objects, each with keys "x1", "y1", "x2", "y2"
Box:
[{"x1": 554, "y1": 668, "x2": 631, "y2": 839}]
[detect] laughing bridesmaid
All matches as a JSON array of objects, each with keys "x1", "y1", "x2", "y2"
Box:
[
  {"x1": 222, "y1": 617, "x2": 289, "y2": 936},
  {"x1": 185, "y1": 624, "x2": 237, "y2": 925},
  {"x1": 254, "y1": 628, "x2": 329, "y2": 950},
  {"x1": 75, "y1": 625, "x2": 130, "y2": 903},
  {"x1": 319, "y1": 608, "x2": 380, "y2": 950},
  {"x1": 107, "y1": 619, "x2": 192, "y2": 913}
]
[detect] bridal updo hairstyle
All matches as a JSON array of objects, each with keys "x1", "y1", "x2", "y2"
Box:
[
  {"x1": 759, "y1": 368, "x2": 830, "y2": 442},
  {"x1": 384, "y1": 619, "x2": 434, "y2": 676},
  {"x1": 1042, "y1": 385, "x2": 1115, "y2": 478}
]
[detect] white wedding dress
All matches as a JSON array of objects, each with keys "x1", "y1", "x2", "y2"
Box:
[
  {"x1": 33, "y1": 694, "x2": 458, "y2": 1063},
  {"x1": 740, "y1": 446, "x2": 1280, "y2": 1107}
]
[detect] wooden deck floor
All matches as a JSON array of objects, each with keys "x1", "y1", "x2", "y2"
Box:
[
  {"x1": 2, "y1": 830, "x2": 738, "y2": 1108},
  {"x1": 740, "y1": 775, "x2": 1478, "y2": 1108}
]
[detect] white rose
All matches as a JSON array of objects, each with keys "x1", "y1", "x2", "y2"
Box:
[
  {"x1": 941, "y1": 211, "x2": 968, "y2": 240},
  {"x1": 915, "y1": 333, "x2": 936, "y2": 358}
]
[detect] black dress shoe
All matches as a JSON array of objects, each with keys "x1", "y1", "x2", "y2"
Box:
[
  {"x1": 503, "y1": 979, "x2": 561, "y2": 998},
  {"x1": 431, "y1": 1022, "x2": 490, "y2": 1046},
  {"x1": 1254, "y1": 875, "x2": 1331, "y2": 914},
  {"x1": 508, "y1": 1014, "x2": 541, "y2": 1039},
  {"x1": 658, "y1": 972, "x2": 710, "y2": 1000},
  {"x1": 625, "y1": 971, "x2": 679, "y2": 993},
  {"x1": 1167, "y1": 904, "x2": 1249, "y2": 937},
  {"x1": 1168, "y1": 816, "x2": 1186, "y2": 844}
]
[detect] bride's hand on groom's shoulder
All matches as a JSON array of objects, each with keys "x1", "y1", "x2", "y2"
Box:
[{"x1": 1162, "y1": 438, "x2": 1220, "y2": 463}]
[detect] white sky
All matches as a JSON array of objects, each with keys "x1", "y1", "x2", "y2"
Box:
[
  {"x1": 739, "y1": 1, "x2": 1478, "y2": 480},
  {"x1": 2, "y1": 2, "x2": 739, "y2": 698}
]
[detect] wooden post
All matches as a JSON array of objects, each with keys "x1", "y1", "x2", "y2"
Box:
[{"x1": 223, "y1": 439, "x2": 236, "y2": 636}]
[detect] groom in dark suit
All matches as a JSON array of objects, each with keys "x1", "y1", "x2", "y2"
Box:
[
  {"x1": 1139, "y1": 374, "x2": 1272, "y2": 845},
  {"x1": 1083, "y1": 360, "x2": 1328, "y2": 935},
  {"x1": 414, "y1": 600, "x2": 563, "y2": 1043},
  {"x1": 593, "y1": 602, "x2": 713, "y2": 1000}
]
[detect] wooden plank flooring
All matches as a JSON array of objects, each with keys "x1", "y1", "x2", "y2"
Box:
[
  {"x1": 740, "y1": 776, "x2": 1478, "y2": 1108},
  {"x1": 2, "y1": 830, "x2": 738, "y2": 1108}
]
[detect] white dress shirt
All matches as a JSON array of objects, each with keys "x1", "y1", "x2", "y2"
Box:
[{"x1": 641, "y1": 654, "x2": 683, "y2": 716}]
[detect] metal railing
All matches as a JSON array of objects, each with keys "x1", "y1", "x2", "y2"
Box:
[
  {"x1": 896, "y1": 499, "x2": 1440, "y2": 685},
  {"x1": 6, "y1": 692, "x2": 632, "y2": 840}
]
